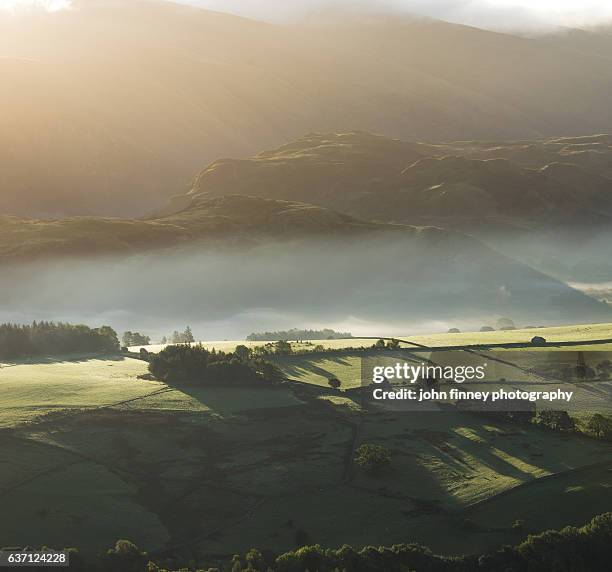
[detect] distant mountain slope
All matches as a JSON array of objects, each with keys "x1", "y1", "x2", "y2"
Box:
[
  {"x1": 157, "y1": 132, "x2": 435, "y2": 217},
  {"x1": 0, "y1": 196, "x2": 390, "y2": 263},
  {"x1": 435, "y1": 134, "x2": 612, "y2": 181},
  {"x1": 4, "y1": 2, "x2": 612, "y2": 216},
  {"x1": 184, "y1": 132, "x2": 612, "y2": 228}
]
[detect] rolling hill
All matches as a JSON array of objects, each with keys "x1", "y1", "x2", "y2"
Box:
[
  {"x1": 1, "y1": 194, "x2": 609, "y2": 328},
  {"x1": 158, "y1": 131, "x2": 612, "y2": 283},
  {"x1": 179, "y1": 131, "x2": 612, "y2": 229},
  {"x1": 0, "y1": 195, "x2": 392, "y2": 263},
  {"x1": 4, "y1": 1, "x2": 612, "y2": 216}
]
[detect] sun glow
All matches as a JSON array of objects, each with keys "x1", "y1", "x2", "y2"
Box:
[{"x1": 0, "y1": 0, "x2": 71, "y2": 11}]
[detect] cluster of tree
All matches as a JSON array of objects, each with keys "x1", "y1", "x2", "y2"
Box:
[
  {"x1": 531, "y1": 357, "x2": 612, "y2": 382},
  {"x1": 585, "y1": 413, "x2": 612, "y2": 440},
  {"x1": 372, "y1": 338, "x2": 401, "y2": 350},
  {"x1": 534, "y1": 410, "x2": 575, "y2": 431},
  {"x1": 53, "y1": 512, "x2": 610, "y2": 571},
  {"x1": 247, "y1": 329, "x2": 352, "y2": 342},
  {"x1": 248, "y1": 339, "x2": 404, "y2": 359},
  {"x1": 477, "y1": 318, "x2": 524, "y2": 332},
  {"x1": 0, "y1": 321, "x2": 119, "y2": 359},
  {"x1": 160, "y1": 327, "x2": 195, "y2": 345},
  {"x1": 250, "y1": 340, "x2": 295, "y2": 357},
  {"x1": 575, "y1": 358, "x2": 612, "y2": 381},
  {"x1": 478, "y1": 408, "x2": 612, "y2": 442},
  {"x1": 479, "y1": 409, "x2": 574, "y2": 430},
  {"x1": 122, "y1": 331, "x2": 151, "y2": 347},
  {"x1": 148, "y1": 344, "x2": 281, "y2": 385}
]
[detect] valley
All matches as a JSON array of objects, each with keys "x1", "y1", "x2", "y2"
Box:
[{"x1": 1, "y1": 323, "x2": 611, "y2": 563}]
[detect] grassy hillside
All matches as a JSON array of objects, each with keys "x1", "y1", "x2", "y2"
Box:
[
  {"x1": 0, "y1": 196, "x2": 388, "y2": 264},
  {"x1": 1, "y1": 348, "x2": 610, "y2": 559},
  {"x1": 4, "y1": 3, "x2": 612, "y2": 216},
  {"x1": 0, "y1": 356, "x2": 156, "y2": 428},
  {"x1": 177, "y1": 131, "x2": 612, "y2": 282},
  {"x1": 185, "y1": 132, "x2": 612, "y2": 229}
]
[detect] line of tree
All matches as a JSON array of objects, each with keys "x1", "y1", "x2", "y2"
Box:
[
  {"x1": 36, "y1": 512, "x2": 612, "y2": 571},
  {"x1": 247, "y1": 328, "x2": 352, "y2": 341},
  {"x1": 250, "y1": 338, "x2": 401, "y2": 358},
  {"x1": 0, "y1": 322, "x2": 119, "y2": 359},
  {"x1": 148, "y1": 344, "x2": 281, "y2": 385}
]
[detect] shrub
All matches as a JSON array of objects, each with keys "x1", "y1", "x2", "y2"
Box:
[
  {"x1": 535, "y1": 410, "x2": 575, "y2": 431},
  {"x1": 586, "y1": 413, "x2": 612, "y2": 440},
  {"x1": 102, "y1": 539, "x2": 147, "y2": 572},
  {"x1": 327, "y1": 377, "x2": 341, "y2": 390},
  {"x1": 354, "y1": 444, "x2": 391, "y2": 474}
]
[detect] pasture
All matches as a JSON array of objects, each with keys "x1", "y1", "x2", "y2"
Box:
[
  {"x1": 0, "y1": 356, "x2": 157, "y2": 428},
  {"x1": 1, "y1": 323, "x2": 611, "y2": 562},
  {"x1": 133, "y1": 322, "x2": 612, "y2": 355}
]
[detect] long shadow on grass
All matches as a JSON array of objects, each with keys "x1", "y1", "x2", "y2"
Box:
[
  {"x1": 1, "y1": 352, "x2": 128, "y2": 367},
  {"x1": 274, "y1": 357, "x2": 351, "y2": 383},
  {"x1": 272, "y1": 352, "x2": 375, "y2": 385},
  {"x1": 274, "y1": 349, "x2": 428, "y2": 385},
  {"x1": 355, "y1": 410, "x2": 604, "y2": 514},
  {"x1": 447, "y1": 421, "x2": 608, "y2": 483},
  {"x1": 158, "y1": 381, "x2": 303, "y2": 416}
]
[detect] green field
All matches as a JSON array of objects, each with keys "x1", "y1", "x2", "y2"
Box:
[
  {"x1": 272, "y1": 347, "x2": 612, "y2": 417},
  {"x1": 134, "y1": 322, "x2": 612, "y2": 355},
  {"x1": 396, "y1": 323, "x2": 612, "y2": 348},
  {"x1": 0, "y1": 356, "x2": 158, "y2": 428},
  {"x1": 1, "y1": 323, "x2": 611, "y2": 561}
]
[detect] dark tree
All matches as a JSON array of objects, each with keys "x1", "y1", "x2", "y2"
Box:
[
  {"x1": 234, "y1": 344, "x2": 251, "y2": 361},
  {"x1": 148, "y1": 344, "x2": 279, "y2": 385},
  {"x1": 587, "y1": 414, "x2": 612, "y2": 439},
  {"x1": 354, "y1": 443, "x2": 391, "y2": 474},
  {"x1": 0, "y1": 321, "x2": 119, "y2": 359},
  {"x1": 122, "y1": 331, "x2": 151, "y2": 346},
  {"x1": 183, "y1": 326, "x2": 195, "y2": 343},
  {"x1": 328, "y1": 377, "x2": 341, "y2": 390},
  {"x1": 102, "y1": 539, "x2": 147, "y2": 572},
  {"x1": 274, "y1": 340, "x2": 293, "y2": 355},
  {"x1": 536, "y1": 410, "x2": 575, "y2": 431}
]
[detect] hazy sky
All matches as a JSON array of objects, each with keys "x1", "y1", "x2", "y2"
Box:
[
  {"x1": 2, "y1": 1, "x2": 612, "y2": 31},
  {"x1": 0, "y1": 0, "x2": 69, "y2": 10},
  {"x1": 182, "y1": 0, "x2": 612, "y2": 30}
]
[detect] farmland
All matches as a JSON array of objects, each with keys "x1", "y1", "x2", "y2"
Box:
[
  {"x1": 1, "y1": 323, "x2": 611, "y2": 563},
  {"x1": 0, "y1": 356, "x2": 157, "y2": 428},
  {"x1": 134, "y1": 322, "x2": 612, "y2": 355}
]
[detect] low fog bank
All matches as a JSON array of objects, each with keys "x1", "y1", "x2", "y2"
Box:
[
  {"x1": 477, "y1": 228, "x2": 612, "y2": 285},
  {"x1": 0, "y1": 235, "x2": 607, "y2": 341}
]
